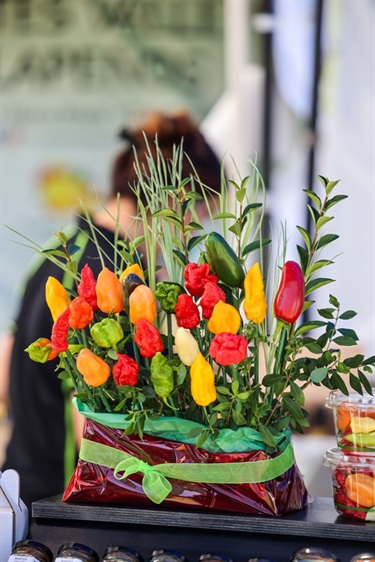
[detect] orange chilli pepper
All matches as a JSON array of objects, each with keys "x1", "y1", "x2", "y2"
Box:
[
  {"x1": 345, "y1": 473, "x2": 375, "y2": 508},
  {"x1": 336, "y1": 406, "x2": 352, "y2": 431},
  {"x1": 129, "y1": 284, "x2": 157, "y2": 324},
  {"x1": 76, "y1": 348, "x2": 110, "y2": 387},
  {"x1": 96, "y1": 267, "x2": 123, "y2": 314}
]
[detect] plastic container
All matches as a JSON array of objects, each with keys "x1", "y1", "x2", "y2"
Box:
[
  {"x1": 290, "y1": 547, "x2": 340, "y2": 561},
  {"x1": 199, "y1": 557, "x2": 233, "y2": 562},
  {"x1": 325, "y1": 390, "x2": 375, "y2": 454},
  {"x1": 323, "y1": 447, "x2": 375, "y2": 520}
]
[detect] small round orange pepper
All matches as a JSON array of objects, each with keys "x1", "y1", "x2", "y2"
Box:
[
  {"x1": 345, "y1": 473, "x2": 375, "y2": 508},
  {"x1": 76, "y1": 348, "x2": 110, "y2": 387}
]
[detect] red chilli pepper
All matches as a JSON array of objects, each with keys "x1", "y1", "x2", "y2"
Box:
[
  {"x1": 184, "y1": 263, "x2": 218, "y2": 297},
  {"x1": 112, "y1": 352, "x2": 139, "y2": 386},
  {"x1": 51, "y1": 308, "x2": 70, "y2": 353},
  {"x1": 78, "y1": 264, "x2": 98, "y2": 310},
  {"x1": 174, "y1": 294, "x2": 200, "y2": 329},
  {"x1": 273, "y1": 260, "x2": 305, "y2": 324},
  {"x1": 134, "y1": 319, "x2": 164, "y2": 358},
  {"x1": 200, "y1": 282, "x2": 226, "y2": 319},
  {"x1": 209, "y1": 332, "x2": 248, "y2": 366},
  {"x1": 68, "y1": 297, "x2": 94, "y2": 329}
]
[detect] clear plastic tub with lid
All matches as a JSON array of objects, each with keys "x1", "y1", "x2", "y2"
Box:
[
  {"x1": 325, "y1": 390, "x2": 375, "y2": 454},
  {"x1": 323, "y1": 447, "x2": 375, "y2": 520}
]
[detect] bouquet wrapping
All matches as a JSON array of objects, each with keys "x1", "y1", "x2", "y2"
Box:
[{"x1": 63, "y1": 400, "x2": 308, "y2": 515}]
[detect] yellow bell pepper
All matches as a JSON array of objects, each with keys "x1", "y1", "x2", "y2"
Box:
[{"x1": 207, "y1": 300, "x2": 241, "y2": 334}]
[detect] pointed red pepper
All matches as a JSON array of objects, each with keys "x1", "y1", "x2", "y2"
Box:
[{"x1": 273, "y1": 261, "x2": 305, "y2": 324}]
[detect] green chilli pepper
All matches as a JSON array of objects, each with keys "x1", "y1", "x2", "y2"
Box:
[
  {"x1": 155, "y1": 281, "x2": 184, "y2": 313},
  {"x1": 90, "y1": 318, "x2": 124, "y2": 348},
  {"x1": 205, "y1": 232, "x2": 245, "y2": 288},
  {"x1": 150, "y1": 352, "x2": 174, "y2": 400}
]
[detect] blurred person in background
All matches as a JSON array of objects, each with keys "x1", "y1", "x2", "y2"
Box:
[{"x1": 0, "y1": 110, "x2": 222, "y2": 510}]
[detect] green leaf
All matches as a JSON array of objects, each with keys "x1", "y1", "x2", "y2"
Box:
[
  {"x1": 173, "y1": 249, "x2": 187, "y2": 266},
  {"x1": 232, "y1": 411, "x2": 247, "y2": 425},
  {"x1": 216, "y1": 386, "x2": 231, "y2": 395},
  {"x1": 107, "y1": 349, "x2": 118, "y2": 360},
  {"x1": 229, "y1": 223, "x2": 241, "y2": 236},
  {"x1": 242, "y1": 239, "x2": 271, "y2": 256},
  {"x1": 326, "y1": 179, "x2": 340, "y2": 195},
  {"x1": 358, "y1": 370, "x2": 373, "y2": 394},
  {"x1": 235, "y1": 188, "x2": 247, "y2": 204},
  {"x1": 307, "y1": 204, "x2": 320, "y2": 225},
  {"x1": 237, "y1": 391, "x2": 251, "y2": 400},
  {"x1": 188, "y1": 235, "x2": 206, "y2": 252},
  {"x1": 41, "y1": 249, "x2": 67, "y2": 258},
  {"x1": 363, "y1": 355, "x2": 375, "y2": 366},
  {"x1": 113, "y1": 398, "x2": 127, "y2": 412},
  {"x1": 343, "y1": 354, "x2": 364, "y2": 368},
  {"x1": 330, "y1": 373, "x2": 348, "y2": 395},
  {"x1": 337, "y1": 362, "x2": 350, "y2": 374},
  {"x1": 152, "y1": 209, "x2": 180, "y2": 220},
  {"x1": 310, "y1": 367, "x2": 328, "y2": 384},
  {"x1": 196, "y1": 430, "x2": 209, "y2": 448},
  {"x1": 282, "y1": 396, "x2": 304, "y2": 419},
  {"x1": 295, "y1": 320, "x2": 326, "y2": 336},
  {"x1": 176, "y1": 363, "x2": 187, "y2": 385},
  {"x1": 333, "y1": 336, "x2": 357, "y2": 346},
  {"x1": 339, "y1": 310, "x2": 357, "y2": 320},
  {"x1": 57, "y1": 371, "x2": 71, "y2": 380},
  {"x1": 305, "y1": 278, "x2": 334, "y2": 296},
  {"x1": 262, "y1": 373, "x2": 284, "y2": 386},
  {"x1": 297, "y1": 245, "x2": 308, "y2": 273},
  {"x1": 306, "y1": 259, "x2": 334, "y2": 276},
  {"x1": 290, "y1": 381, "x2": 305, "y2": 405},
  {"x1": 318, "y1": 175, "x2": 329, "y2": 188},
  {"x1": 185, "y1": 221, "x2": 204, "y2": 231},
  {"x1": 243, "y1": 203, "x2": 262, "y2": 215},
  {"x1": 259, "y1": 424, "x2": 277, "y2": 447},
  {"x1": 349, "y1": 373, "x2": 363, "y2": 395},
  {"x1": 303, "y1": 189, "x2": 322, "y2": 209},
  {"x1": 213, "y1": 212, "x2": 237, "y2": 220},
  {"x1": 315, "y1": 234, "x2": 339, "y2": 250},
  {"x1": 316, "y1": 215, "x2": 334, "y2": 230},
  {"x1": 305, "y1": 342, "x2": 323, "y2": 354},
  {"x1": 302, "y1": 300, "x2": 315, "y2": 312},
  {"x1": 317, "y1": 308, "x2": 335, "y2": 319},
  {"x1": 297, "y1": 226, "x2": 312, "y2": 251},
  {"x1": 329, "y1": 294, "x2": 340, "y2": 308},
  {"x1": 231, "y1": 379, "x2": 240, "y2": 395},
  {"x1": 338, "y1": 328, "x2": 358, "y2": 341},
  {"x1": 187, "y1": 427, "x2": 204, "y2": 439},
  {"x1": 325, "y1": 194, "x2": 348, "y2": 210},
  {"x1": 68, "y1": 244, "x2": 81, "y2": 256}
]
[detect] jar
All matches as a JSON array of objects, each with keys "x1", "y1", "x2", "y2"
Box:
[
  {"x1": 323, "y1": 448, "x2": 375, "y2": 520},
  {"x1": 350, "y1": 555, "x2": 375, "y2": 562},
  {"x1": 290, "y1": 547, "x2": 341, "y2": 561},
  {"x1": 8, "y1": 540, "x2": 53, "y2": 562},
  {"x1": 102, "y1": 547, "x2": 144, "y2": 562},
  {"x1": 55, "y1": 544, "x2": 99, "y2": 562},
  {"x1": 199, "y1": 554, "x2": 233, "y2": 562},
  {"x1": 148, "y1": 551, "x2": 188, "y2": 562},
  {"x1": 325, "y1": 390, "x2": 375, "y2": 454}
]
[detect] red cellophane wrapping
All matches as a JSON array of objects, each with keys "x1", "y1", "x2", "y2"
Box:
[{"x1": 63, "y1": 417, "x2": 308, "y2": 516}]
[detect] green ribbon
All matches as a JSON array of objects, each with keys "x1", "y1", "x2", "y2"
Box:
[
  {"x1": 79, "y1": 438, "x2": 295, "y2": 505},
  {"x1": 73, "y1": 398, "x2": 291, "y2": 454}
]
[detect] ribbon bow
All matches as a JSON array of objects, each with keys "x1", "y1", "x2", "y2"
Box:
[{"x1": 114, "y1": 456, "x2": 172, "y2": 504}]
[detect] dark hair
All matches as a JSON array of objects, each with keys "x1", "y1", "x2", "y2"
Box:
[{"x1": 111, "y1": 111, "x2": 222, "y2": 202}]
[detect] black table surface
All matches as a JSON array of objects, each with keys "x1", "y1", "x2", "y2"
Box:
[{"x1": 30, "y1": 495, "x2": 375, "y2": 562}]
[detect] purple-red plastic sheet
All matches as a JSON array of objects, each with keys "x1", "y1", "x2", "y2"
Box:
[{"x1": 63, "y1": 418, "x2": 308, "y2": 516}]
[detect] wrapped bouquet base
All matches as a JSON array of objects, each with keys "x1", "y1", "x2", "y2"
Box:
[{"x1": 63, "y1": 400, "x2": 309, "y2": 516}]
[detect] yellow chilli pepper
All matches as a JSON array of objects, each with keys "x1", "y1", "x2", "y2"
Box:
[
  {"x1": 120, "y1": 263, "x2": 144, "y2": 282},
  {"x1": 174, "y1": 327, "x2": 200, "y2": 366},
  {"x1": 129, "y1": 284, "x2": 157, "y2": 324},
  {"x1": 243, "y1": 262, "x2": 267, "y2": 324},
  {"x1": 45, "y1": 276, "x2": 71, "y2": 321},
  {"x1": 207, "y1": 300, "x2": 241, "y2": 334},
  {"x1": 76, "y1": 348, "x2": 111, "y2": 387},
  {"x1": 190, "y1": 353, "x2": 217, "y2": 407}
]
